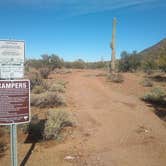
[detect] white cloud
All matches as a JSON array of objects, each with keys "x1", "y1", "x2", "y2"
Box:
[{"x1": 0, "y1": 0, "x2": 164, "y2": 15}]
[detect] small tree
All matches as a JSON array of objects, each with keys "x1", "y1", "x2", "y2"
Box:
[
  {"x1": 158, "y1": 54, "x2": 166, "y2": 72},
  {"x1": 41, "y1": 54, "x2": 64, "y2": 70}
]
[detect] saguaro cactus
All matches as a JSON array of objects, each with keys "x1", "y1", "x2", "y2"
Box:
[{"x1": 110, "y1": 17, "x2": 117, "y2": 73}]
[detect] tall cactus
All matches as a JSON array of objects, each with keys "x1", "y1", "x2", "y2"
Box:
[{"x1": 110, "y1": 17, "x2": 117, "y2": 73}]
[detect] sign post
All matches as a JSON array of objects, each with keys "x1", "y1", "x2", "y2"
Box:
[
  {"x1": 10, "y1": 124, "x2": 17, "y2": 166},
  {"x1": 0, "y1": 40, "x2": 30, "y2": 166}
]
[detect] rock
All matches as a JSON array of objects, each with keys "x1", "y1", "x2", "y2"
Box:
[{"x1": 64, "y1": 155, "x2": 75, "y2": 160}]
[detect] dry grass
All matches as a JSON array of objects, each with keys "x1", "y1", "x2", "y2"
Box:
[
  {"x1": 31, "y1": 92, "x2": 66, "y2": 108},
  {"x1": 39, "y1": 67, "x2": 50, "y2": 79},
  {"x1": 49, "y1": 83, "x2": 65, "y2": 93},
  {"x1": 28, "y1": 71, "x2": 43, "y2": 90},
  {"x1": 0, "y1": 128, "x2": 7, "y2": 157},
  {"x1": 32, "y1": 85, "x2": 46, "y2": 94},
  {"x1": 43, "y1": 109, "x2": 74, "y2": 140}
]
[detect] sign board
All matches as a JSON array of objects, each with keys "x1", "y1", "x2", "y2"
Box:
[
  {"x1": 0, "y1": 40, "x2": 25, "y2": 79},
  {"x1": 0, "y1": 80, "x2": 30, "y2": 124}
]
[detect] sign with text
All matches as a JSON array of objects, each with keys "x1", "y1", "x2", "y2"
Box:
[
  {"x1": 0, "y1": 80, "x2": 30, "y2": 124},
  {"x1": 0, "y1": 40, "x2": 25, "y2": 79}
]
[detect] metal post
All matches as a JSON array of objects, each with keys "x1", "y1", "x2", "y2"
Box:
[
  {"x1": 10, "y1": 124, "x2": 18, "y2": 166},
  {"x1": 10, "y1": 70, "x2": 18, "y2": 166}
]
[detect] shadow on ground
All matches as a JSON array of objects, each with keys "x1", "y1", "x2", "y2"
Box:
[
  {"x1": 146, "y1": 101, "x2": 166, "y2": 121},
  {"x1": 20, "y1": 119, "x2": 45, "y2": 166},
  {"x1": 148, "y1": 74, "x2": 166, "y2": 82}
]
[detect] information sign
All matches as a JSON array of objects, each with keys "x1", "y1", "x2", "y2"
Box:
[
  {"x1": 0, "y1": 40, "x2": 25, "y2": 79},
  {"x1": 0, "y1": 80, "x2": 30, "y2": 124}
]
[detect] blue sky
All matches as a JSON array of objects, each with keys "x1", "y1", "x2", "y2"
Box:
[{"x1": 0, "y1": 0, "x2": 166, "y2": 61}]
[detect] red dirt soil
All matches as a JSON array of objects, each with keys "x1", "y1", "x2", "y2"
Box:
[{"x1": 1, "y1": 69, "x2": 166, "y2": 166}]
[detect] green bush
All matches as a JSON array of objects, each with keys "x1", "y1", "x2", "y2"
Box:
[
  {"x1": 43, "y1": 109, "x2": 73, "y2": 140},
  {"x1": 107, "y1": 73, "x2": 124, "y2": 83},
  {"x1": 31, "y1": 92, "x2": 66, "y2": 108},
  {"x1": 142, "y1": 87, "x2": 166, "y2": 103},
  {"x1": 118, "y1": 51, "x2": 141, "y2": 72}
]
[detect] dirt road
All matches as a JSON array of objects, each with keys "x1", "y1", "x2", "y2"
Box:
[
  {"x1": 1, "y1": 70, "x2": 166, "y2": 166},
  {"x1": 65, "y1": 70, "x2": 166, "y2": 166}
]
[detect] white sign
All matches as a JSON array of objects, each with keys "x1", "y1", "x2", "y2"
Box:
[{"x1": 0, "y1": 40, "x2": 25, "y2": 79}]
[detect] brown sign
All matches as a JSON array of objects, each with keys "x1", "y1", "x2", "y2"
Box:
[{"x1": 0, "y1": 80, "x2": 30, "y2": 124}]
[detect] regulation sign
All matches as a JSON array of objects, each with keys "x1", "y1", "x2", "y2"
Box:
[
  {"x1": 0, "y1": 80, "x2": 30, "y2": 124},
  {"x1": 0, "y1": 40, "x2": 25, "y2": 79}
]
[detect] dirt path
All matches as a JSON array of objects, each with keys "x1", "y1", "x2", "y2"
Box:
[
  {"x1": 65, "y1": 70, "x2": 166, "y2": 166},
  {"x1": 1, "y1": 70, "x2": 166, "y2": 166}
]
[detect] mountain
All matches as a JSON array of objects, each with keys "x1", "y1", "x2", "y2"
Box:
[{"x1": 140, "y1": 38, "x2": 166, "y2": 59}]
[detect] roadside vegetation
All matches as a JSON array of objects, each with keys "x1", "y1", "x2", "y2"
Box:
[
  {"x1": 142, "y1": 87, "x2": 166, "y2": 104},
  {"x1": 1, "y1": 38, "x2": 166, "y2": 159},
  {"x1": 0, "y1": 128, "x2": 7, "y2": 158},
  {"x1": 16, "y1": 56, "x2": 75, "y2": 147}
]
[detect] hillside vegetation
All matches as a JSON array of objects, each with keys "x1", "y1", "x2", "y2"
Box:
[{"x1": 118, "y1": 39, "x2": 166, "y2": 72}]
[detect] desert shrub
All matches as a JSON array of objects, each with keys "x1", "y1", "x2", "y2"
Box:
[
  {"x1": 41, "y1": 54, "x2": 64, "y2": 70},
  {"x1": 56, "y1": 80, "x2": 68, "y2": 87},
  {"x1": 118, "y1": 51, "x2": 141, "y2": 72},
  {"x1": 39, "y1": 67, "x2": 50, "y2": 79},
  {"x1": 71, "y1": 59, "x2": 86, "y2": 69},
  {"x1": 49, "y1": 83, "x2": 65, "y2": 93},
  {"x1": 142, "y1": 87, "x2": 166, "y2": 103},
  {"x1": 0, "y1": 128, "x2": 7, "y2": 156},
  {"x1": 142, "y1": 58, "x2": 158, "y2": 73},
  {"x1": 31, "y1": 92, "x2": 66, "y2": 108},
  {"x1": 28, "y1": 71, "x2": 43, "y2": 90},
  {"x1": 140, "y1": 78, "x2": 153, "y2": 87},
  {"x1": 32, "y1": 85, "x2": 46, "y2": 94},
  {"x1": 0, "y1": 141, "x2": 6, "y2": 157},
  {"x1": 158, "y1": 54, "x2": 166, "y2": 72},
  {"x1": 43, "y1": 109, "x2": 73, "y2": 140},
  {"x1": 107, "y1": 73, "x2": 124, "y2": 83}
]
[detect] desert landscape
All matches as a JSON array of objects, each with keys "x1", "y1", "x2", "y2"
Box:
[
  {"x1": 0, "y1": 67, "x2": 166, "y2": 166},
  {"x1": 0, "y1": 1, "x2": 166, "y2": 166}
]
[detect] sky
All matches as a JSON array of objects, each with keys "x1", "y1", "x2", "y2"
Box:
[{"x1": 0, "y1": 0, "x2": 166, "y2": 61}]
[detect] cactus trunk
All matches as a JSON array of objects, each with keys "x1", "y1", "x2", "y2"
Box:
[{"x1": 110, "y1": 17, "x2": 117, "y2": 73}]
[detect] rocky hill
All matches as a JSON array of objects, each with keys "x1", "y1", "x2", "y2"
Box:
[{"x1": 140, "y1": 38, "x2": 166, "y2": 59}]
